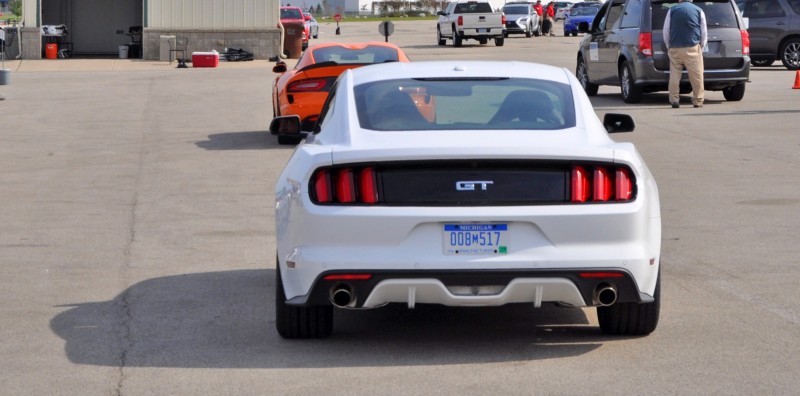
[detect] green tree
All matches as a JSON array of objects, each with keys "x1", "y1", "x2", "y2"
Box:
[{"x1": 9, "y1": 0, "x2": 23, "y2": 16}]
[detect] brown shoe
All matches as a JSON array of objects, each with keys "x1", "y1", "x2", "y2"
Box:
[{"x1": 693, "y1": 103, "x2": 703, "y2": 108}]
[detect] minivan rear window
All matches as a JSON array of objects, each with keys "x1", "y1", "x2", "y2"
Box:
[{"x1": 652, "y1": 0, "x2": 740, "y2": 29}]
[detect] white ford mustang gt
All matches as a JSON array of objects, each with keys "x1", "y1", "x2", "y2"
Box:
[{"x1": 270, "y1": 61, "x2": 661, "y2": 339}]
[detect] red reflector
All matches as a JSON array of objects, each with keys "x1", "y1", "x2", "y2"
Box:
[
  {"x1": 336, "y1": 168, "x2": 356, "y2": 203},
  {"x1": 593, "y1": 167, "x2": 612, "y2": 201},
  {"x1": 314, "y1": 170, "x2": 332, "y2": 203},
  {"x1": 639, "y1": 32, "x2": 652, "y2": 56},
  {"x1": 323, "y1": 274, "x2": 372, "y2": 281},
  {"x1": 288, "y1": 79, "x2": 328, "y2": 92},
  {"x1": 615, "y1": 168, "x2": 633, "y2": 201},
  {"x1": 359, "y1": 167, "x2": 379, "y2": 204},
  {"x1": 571, "y1": 166, "x2": 589, "y2": 203},
  {"x1": 579, "y1": 272, "x2": 625, "y2": 278}
]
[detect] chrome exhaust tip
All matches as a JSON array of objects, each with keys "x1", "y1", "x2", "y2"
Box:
[
  {"x1": 330, "y1": 285, "x2": 355, "y2": 308},
  {"x1": 594, "y1": 283, "x2": 618, "y2": 307}
]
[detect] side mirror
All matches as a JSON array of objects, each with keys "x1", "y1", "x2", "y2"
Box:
[
  {"x1": 603, "y1": 113, "x2": 635, "y2": 133},
  {"x1": 301, "y1": 115, "x2": 321, "y2": 133},
  {"x1": 273, "y1": 61, "x2": 287, "y2": 73},
  {"x1": 270, "y1": 115, "x2": 302, "y2": 136},
  {"x1": 437, "y1": 11, "x2": 446, "y2": 16}
]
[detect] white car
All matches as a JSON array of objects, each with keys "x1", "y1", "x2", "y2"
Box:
[{"x1": 270, "y1": 61, "x2": 661, "y2": 339}]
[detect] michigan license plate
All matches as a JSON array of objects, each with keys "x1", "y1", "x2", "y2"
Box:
[
  {"x1": 477, "y1": 28, "x2": 489, "y2": 33},
  {"x1": 443, "y1": 224, "x2": 508, "y2": 255}
]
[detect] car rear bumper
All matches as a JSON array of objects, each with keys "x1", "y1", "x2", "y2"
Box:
[{"x1": 635, "y1": 57, "x2": 751, "y2": 90}]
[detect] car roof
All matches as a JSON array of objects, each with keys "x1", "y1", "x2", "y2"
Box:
[{"x1": 295, "y1": 42, "x2": 410, "y2": 69}]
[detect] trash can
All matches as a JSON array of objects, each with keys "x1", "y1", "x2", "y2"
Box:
[
  {"x1": 282, "y1": 21, "x2": 304, "y2": 59},
  {"x1": 118, "y1": 45, "x2": 129, "y2": 59},
  {"x1": 45, "y1": 43, "x2": 58, "y2": 59}
]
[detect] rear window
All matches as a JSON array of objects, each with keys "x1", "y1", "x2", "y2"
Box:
[
  {"x1": 354, "y1": 78, "x2": 576, "y2": 131},
  {"x1": 311, "y1": 46, "x2": 399, "y2": 64},
  {"x1": 503, "y1": 5, "x2": 530, "y2": 13},
  {"x1": 652, "y1": 0, "x2": 740, "y2": 29},
  {"x1": 455, "y1": 2, "x2": 494, "y2": 13},
  {"x1": 280, "y1": 8, "x2": 303, "y2": 19}
]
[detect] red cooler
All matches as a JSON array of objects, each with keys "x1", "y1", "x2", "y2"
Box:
[
  {"x1": 192, "y1": 51, "x2": 219, "y2": 68},
  {"x1": 45, "y1": 43, "x2": 58, "y2": 59}
]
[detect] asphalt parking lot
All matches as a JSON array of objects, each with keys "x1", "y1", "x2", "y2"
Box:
[{"x1": 2, "y1": 19, "x2": 799, "y2": 395}]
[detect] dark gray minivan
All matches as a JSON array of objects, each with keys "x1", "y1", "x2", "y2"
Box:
[
  {"x1": 737, "y1": 0, "x2": 800, "y2": 69},
  {"x1": 576, "y1": 0, "x2": 751, "y2": 103}
]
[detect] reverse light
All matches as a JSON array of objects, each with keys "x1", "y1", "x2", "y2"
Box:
[{"x1": 639, "y1": 32, "x2": 652, "y2": 56}]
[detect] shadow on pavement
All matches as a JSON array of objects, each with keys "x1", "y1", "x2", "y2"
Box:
[{"x1": 195, "y1": 131, "x2": 293, "y2": 150}]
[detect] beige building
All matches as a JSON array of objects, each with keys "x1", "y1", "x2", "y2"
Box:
[{"x1": 13, "y1": 0, "x2": 282, "y2": 60}]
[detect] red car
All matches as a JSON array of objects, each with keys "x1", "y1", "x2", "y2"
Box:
[{"x1": 280, "y1": 6, "x2": 309, "y2": 50}]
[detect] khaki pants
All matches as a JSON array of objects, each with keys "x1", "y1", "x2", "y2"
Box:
[{"x1": 668, "y1": 44, "x2": 704, "y2": 105}]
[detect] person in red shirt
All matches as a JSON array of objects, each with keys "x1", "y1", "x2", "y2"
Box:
[
  {"x1": 545, "y1": 2, "x2": 556, "y2": 36},
  {"x1": 534, "y1": 0, "x2": 544, "y2": 33}
]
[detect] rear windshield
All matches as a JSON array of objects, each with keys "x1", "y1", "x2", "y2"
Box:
[
  {"x1": 652, "y1": 0, "x2": 739, "y2": 29},
  {"x1": 311, "y1": 46, "x2": 400, "y2": 64},
  {"x1": 571, "y1": 6, "x2": 601, "y2": 16},
  {"x1": 503, "y1": 5, "x2": 530, "y2": 13},
  {"x1": 354, "y1": 78, "x2": 576, "y2": 131},
  {"x1": 455, "y1": 2, "x2": 494, "y2": 13},
  {"x1": 280, "y1": 8, "x2": 303, "y2": 19}
]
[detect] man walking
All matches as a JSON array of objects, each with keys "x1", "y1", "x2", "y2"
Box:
[{"x1": 663, "y1": 0, "x2": 707, "y2": 108}]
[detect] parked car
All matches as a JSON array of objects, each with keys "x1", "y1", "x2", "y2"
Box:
[
  {"x1": 576, "y1": 0, "x2": 751, "y2": 103},
  {"x1": 560, "y1": 1, "x2": 603, "y2": 21},
  {"x1": 269, "y1": 60, "x2": 662, "y2": 339},
  {"x1": 271, "y1": 42, "x2": 411, "y2": 144},
  {"x1": 304, "y1": 12, "x2": 319, "y2": 39},
  {"x1": 503, "y1": 2, "x2": 541, "y2": 37},
  {"x1": 736, "y1": 0, "x2": 800, "y2": 69},
  {"x1": 280, "y1": 6, "x2": 309, "y2": 50},
  {"x1": 437, "y1": 0, "x2": 506, "y2": 47},
  {"x1": 554, "y1": 1, "x2": 579, "y2": 20},
  {"x1": 564, "y1": 4, "x2": 601, "y2": 36}
]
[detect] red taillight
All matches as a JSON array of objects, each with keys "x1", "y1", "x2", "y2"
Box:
[
  {"x1": 571, "y1": 166, "x2": 590, "y2": 203},
  {"x1": 571, "y1": 164, "x2": 635, "y2": 203},
  {"x1": 336, "y1": 168, "x2": 356, "y2": 203},
  {"x1": 288, "y1": 79, "x2": 328, "y2": 92},
  {"x1": 311, "y1": 166, "x2": 380, "y2": 205},
  {"x1": 741, "y1": 29, "x2": 750, "y2": 55},
  {"x1": 323, "y1": 274, "x2": 372, "y2": 281},
  {"x1": 458, "y1": 16, "x2": 463, "y2": 26},
  {"x1": 501, "y1": 15, "x2": 506, "y2": 25},
  {"x1": 639, "y1": 32, "x2": 652, "y2": 56}
]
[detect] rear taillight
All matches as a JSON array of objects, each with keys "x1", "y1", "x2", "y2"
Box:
[
  {"x1": 741, "y1": 29, "x2": 750, "y2": 55},
  {"x1": 458, "y1": 16, "x2": 463, "y2": 26},
  {"x1": 639, "y1": 32, "x2": 652, "y2": 56},
  {"x1": 501, "y1": 15, "x2": 506, "y2": 25},
  {"x1": 571, "y1": 164, "x2": 635, "y2": 203},
  {"x1": 288, "y1": 79, "x2": 329, "y2": 92},
  {"x1": 311, "y1": 166, "x2": 380, "y2": 205}
]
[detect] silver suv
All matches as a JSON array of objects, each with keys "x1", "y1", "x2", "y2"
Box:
[
  {"x1": 737, "y1": 0, "x2": 800, "y2": 69},
  {"x1": 502, "y1": 2, "x2": 541, "y2": 37},
  {"x1": 576, "y1": 0, "x2": 751, "y2": 103}
]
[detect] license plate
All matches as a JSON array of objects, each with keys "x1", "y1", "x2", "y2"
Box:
[
  {"x1": 443, "y1": 224, "x2": 508, "y2": 255},
  {"x1": 477, "y1": 28, "x2": 488, "y2": 33}
]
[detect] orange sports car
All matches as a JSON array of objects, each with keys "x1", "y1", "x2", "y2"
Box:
[{"x1": 271, "y1": 42, "x2": 411, "y2": 133}]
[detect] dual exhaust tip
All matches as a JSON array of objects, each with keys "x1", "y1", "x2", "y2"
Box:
[{"x1": 331, "y1": 283, "x2": 617, "y2": 308}]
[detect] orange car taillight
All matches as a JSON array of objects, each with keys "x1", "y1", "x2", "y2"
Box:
[
  {"x1": 288, "y1": 79, "x2": 329, "y2": 92},
  {"x1": 311, "y1": 166, "x2": 381, "y2": 205},
  {"x1": 639, "y1": 32, "x2": 652, "y2": 56},
  {"x1": 571, "y1": 165, "x2": 635, "y2": 203}
]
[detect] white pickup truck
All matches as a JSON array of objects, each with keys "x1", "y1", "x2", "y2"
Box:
[{"x1": 437, "y1": 0, "x2": 506, "y2": 47}]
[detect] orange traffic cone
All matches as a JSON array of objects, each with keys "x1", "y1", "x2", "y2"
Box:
[{"x1": 793, "y1": 70, "x2": 800, "y2": 89}]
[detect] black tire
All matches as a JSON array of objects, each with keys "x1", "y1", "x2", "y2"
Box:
[
  {"x1": 576, "y1": 56, "x2": 599, "y2": 96},
  {"x1": 780, "y1": 38, "x2": 800, "y2": 70},
  {"x1": 495, "y1": 37, "x2": 504, "y2": 47},
  {"x1": 619, "y1": 61, "x2": 643, "y2": 103},
  {"x1": 275, "y1": 262, "x2": 334, "y2": 339},
  {"x1": 453, "y1": 31, "x2": 462, "y2": 47},
  {"x1": 751, "y1": 59, "x2": 774, "y2": 67},
  {"x1": 564, "y1": 31, "x2": 569, "y2": 37},
  {"x1": 571, "y1": 32, "x2": 578, "y2": 37},
  {"x1": 277, "y1": 135, "x2": 302, "y2": 145},
  {"x1": 437, "y1": 27, "x2": 446, "y2": 46},
  {"x1": 722, "y1": 83, "x2": 746, "y2": 101},
  {"x1": 534, "y1": 26, "x2": 541, "y2": 37},
  {"x1": 525, "y1": 26, "x2": 532, "y2": 38},
  {"x1": 598, "y1": 272, "x2": 660, "y2": 336}
]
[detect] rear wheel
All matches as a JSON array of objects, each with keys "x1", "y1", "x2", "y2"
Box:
[
  {"x1": 576, "y1": 56, "x2": 599, "y2": 96},
  {"x1": 751, "y1": 58, "x2": 774, "y2": 67},
  {"x1": 722, "y1": 83, "x2": 746, "y2": 101},
  {"x1": 275, "y1": 261, "x2": 334, "y2": 339},
  {"x1": 620, "y1": 61, "x2": 643, "y2": 103},
  {"x1": 598, "y1": 272, "x2": 660, "y2": 336},
  {"x1": 525, "y1": 25, "x2": 532, "y2": 38},
  {"x1": 495, "y1": 37, "x2": 504, "y2": 46},
  {"x1": 437, "y1": 27, "x2": 446, "y2": 46},
  {"x1": 780, "y1": 38, "x2": 800, "y2": 70},
  {"x1": 453, "y1": 31, "x2": 463, "y2": 47}
]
